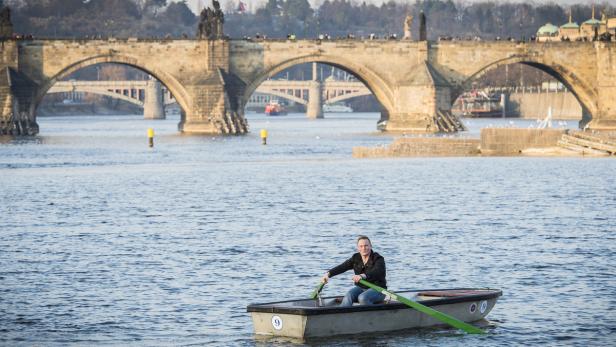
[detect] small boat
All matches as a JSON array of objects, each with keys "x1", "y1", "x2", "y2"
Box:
[
  {"x1": 264, "y1": 101, "x2": 287, "y2": 116},
  {"x1": 453, "y1": 90, "x2": 504, "y2": 118},
  {"x1": 247, "y1": 288, "x2": 501, "y2": 339},
  {"x1": 323, "y1": 102, "x2": 353, "y2": 113}
]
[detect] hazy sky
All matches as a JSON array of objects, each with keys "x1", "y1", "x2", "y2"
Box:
[{"x1": 179, "y1": 0, "x2": 616, "y2": 13}]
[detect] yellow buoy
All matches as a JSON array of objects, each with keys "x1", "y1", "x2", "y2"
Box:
[
  {"x1": 147, "y1": 128, "x2": 155, "y2": 147},
  {"x1": 260, "y1": 129, "x2": 268, "y2": 145}
]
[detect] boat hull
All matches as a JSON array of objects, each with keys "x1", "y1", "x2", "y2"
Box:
[
  {"x1": 265, "y1": 111, "x2": 287, "y2": 116},
  {"x1": 248, "y1": 288, "x2": 501, "y2": 339}
]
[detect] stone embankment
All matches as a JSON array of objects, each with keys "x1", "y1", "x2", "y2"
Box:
[
  {"x1": 353, "y1": 137, "x2": 480, "y2": 158},
  {"x1": 353, "y1": 129, "x2": 616, "y2": 158}
]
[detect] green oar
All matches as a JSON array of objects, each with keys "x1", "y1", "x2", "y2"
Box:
[
  {"x1": 310, "y1": 282, "x2": 325, "y2": 299},
  {"x1": 359, "y1": 279, "x2": 485, "y2": 334}
]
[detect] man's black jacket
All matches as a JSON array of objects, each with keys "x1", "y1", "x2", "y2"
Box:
[{"x1": 328, "y1": 251, "x2": 386, "y2": 289}]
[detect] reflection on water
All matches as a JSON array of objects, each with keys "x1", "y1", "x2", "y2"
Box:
[{"x1": 0, "y1": 113, "x2": 613, "y2": 346}]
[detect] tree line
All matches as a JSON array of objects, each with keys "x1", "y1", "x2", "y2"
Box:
[{"x1": 5, "y1": 0, "x2": 614, "y2": 41}]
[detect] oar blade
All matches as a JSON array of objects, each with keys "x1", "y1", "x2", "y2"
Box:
[{"x1": 359, "y1": 279, "x2": 485, "y2": 334}]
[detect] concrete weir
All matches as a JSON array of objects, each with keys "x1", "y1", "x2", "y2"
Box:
[
  {"x1": 353, "y1": 129, "x2": 616, "y2": 158},
  {"x1": 353, "y1": 138, "x2": 481, "y2": 158},
  {"x1": 479, "y1": 128, "x2": 566, "y2": 155}
]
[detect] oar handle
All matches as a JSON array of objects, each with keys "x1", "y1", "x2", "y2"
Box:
[
  {"x1": 310, "y1": 282, "x2": 325, "y2": 299},
  {"x1": 359, "y1": 279, "x2": 485, "y2": 334}
]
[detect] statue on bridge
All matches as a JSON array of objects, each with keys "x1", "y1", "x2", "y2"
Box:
[
  {"x1": 403, "y1": 15, "x2": 413, "y2": 40},
  {"x1": 196, "y1": 0, "x2": 225, "y2": 39},
  {"x1": 197, "y1": 6, "x2": 213, "y2": 39},
  {"x1": 213, "y1": 0, "x2": 224, "y2": 39},
  {"x1": 0, "y1": 5, "x2": 13, "y2": 39},
  {"x1": 419, "y1": 11, "x2": 427, "y2": 41}
]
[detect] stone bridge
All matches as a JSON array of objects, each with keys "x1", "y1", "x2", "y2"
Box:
[{"x1": 1, "y1": 38, "x2": 615, "y2": 135}]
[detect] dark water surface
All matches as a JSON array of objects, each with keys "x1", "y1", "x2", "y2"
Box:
[{"x1": 1, "y1": 113, "x2": 614, "y2": 346}]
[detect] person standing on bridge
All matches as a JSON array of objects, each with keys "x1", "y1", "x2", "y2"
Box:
[{"x1": 321, "y1": 235, "x2": 386, "y2": 306}]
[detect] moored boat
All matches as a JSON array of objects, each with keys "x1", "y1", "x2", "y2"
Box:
[
  {"x1": 453, "y1": 90, "x2": 503, "y2": 118},
  {"x1": 264, "y1": 100, "x2": 287, "y2": 116},
  {"x1": 323, "y1": 102, "x2": 353, "y2": 113},
  {"x1": 247, "y1": 288, "x2": 501, "y2": 339}
]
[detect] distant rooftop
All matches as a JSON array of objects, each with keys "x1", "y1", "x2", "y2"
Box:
[{"x1": 537, "y1": 23, "x2": 559, "y2": 35}]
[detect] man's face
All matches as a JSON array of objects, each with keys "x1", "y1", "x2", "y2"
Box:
[{"x1": 357, "y1": 239, "x2": 372, "y2": 257}]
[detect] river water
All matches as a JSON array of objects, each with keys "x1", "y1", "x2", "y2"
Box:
[{"x1": 1, "y1": 113, "x2": 614, "y2": 346}]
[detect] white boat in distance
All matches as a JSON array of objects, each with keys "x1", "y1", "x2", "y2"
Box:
[
  {"x1": 323, "y1": 102, "x2": 353, "y2": 113},
  {"x1": 247, "y1": 287, "x2": 502, "y2": 339}
]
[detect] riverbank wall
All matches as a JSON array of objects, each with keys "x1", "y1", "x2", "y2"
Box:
[{"x1": 507, "y1": 91, "x2": 581, "y2": 120}]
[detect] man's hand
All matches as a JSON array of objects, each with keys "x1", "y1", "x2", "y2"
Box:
[
  {"x1": 321, "y1": 272, "x2": 329, "y2": 284},
  {"x1": 352, "y1": 274, "x2": 366, "y2": 283}
]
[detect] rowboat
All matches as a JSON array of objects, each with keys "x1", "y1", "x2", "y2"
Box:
[{"x1": 247, "y1": 288, "x2": 502, "y2": 339}]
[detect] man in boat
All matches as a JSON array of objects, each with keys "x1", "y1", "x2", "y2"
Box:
[{"x1": 321, "y1": 235, "x2": 386, "y2": 306}]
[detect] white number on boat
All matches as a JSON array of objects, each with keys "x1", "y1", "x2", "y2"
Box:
[
  {"x1": 480, "y1": 300, "x2": 488, "y2": 314},
  {"x1": 271, "y1": 315, "x2": 283, "y2": 330}
]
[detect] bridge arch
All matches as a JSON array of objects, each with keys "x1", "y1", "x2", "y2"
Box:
[
  {"x1": 460, "y1": 56, "x2": 596, "y2": 120},
  {"x1": 241, "y1": 55, "x2": 393, "y2": 115},
  {"x1": 46, "y1": 87, "x2": 145, "y2": 107},
  {"x1": 35, "y1": 54, "x2": 191, "y2": 117},
  {"x1": 255, "y1": 89, "x2": 308, "y2": 105},
  {"x1": 326, "y1": 90, "x2": 373, "y2": 104}
]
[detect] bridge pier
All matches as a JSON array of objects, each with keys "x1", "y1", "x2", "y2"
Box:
[
  {"x1": 383, "y1": 63, "x2": 464, "y2": 133},
  {"x1": 178, "y1": 79, "x2": 248, "y2": 134},
  {"x1": 0, "y1": 67, "x2": 39, "y2": 136},
  {"x1": 306, "y1": 63, "x2": 323, "y2": 119},
  {"x1": 143, "y1": 79, "x2": 165, "y2": 120},
  {"x1": 306, "y1": 80, "x2": 323, "y2": 119},
  {"x1": 584, "y1": 118, "x2": 616, "y2": 131},
  {"x1": 175, "y1": 42, "x2": 247, "y2": 135},
  {"x1": 583, "y1": 71, "x2": 616, "y2": 131}
]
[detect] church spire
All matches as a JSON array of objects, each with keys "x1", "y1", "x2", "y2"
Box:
[
  {"x1": 592, "y1": 4, "x2": 596, "y2": 20},
  {"x1": 569, "y1": 8, "x2": 573, "y2": 23}
]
